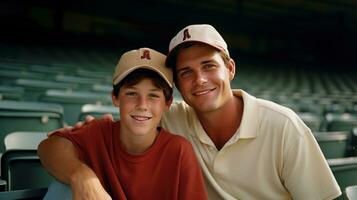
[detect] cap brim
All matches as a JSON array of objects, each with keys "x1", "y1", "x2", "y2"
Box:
[
  {"x1": 165, "y1": 40, "x2": 225, "y2": 68},
  {"x1": 113, "y1": 65, "x2": 173, "y2": 88}
]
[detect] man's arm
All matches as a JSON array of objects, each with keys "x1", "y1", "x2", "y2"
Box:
[{"x1": 38, "y1": 136, "x2": 112, "y2": 199}]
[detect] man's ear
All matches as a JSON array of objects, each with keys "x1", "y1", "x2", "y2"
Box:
[
  {"x1": 165, "y1": 96, "x2": 173, "y2": 111},
  {"x1": 111, "y1": 90, "x2": 120, "y2": 107},
  {"x1": 227, "y1": 58, "x2": 236, "y2": 81}
]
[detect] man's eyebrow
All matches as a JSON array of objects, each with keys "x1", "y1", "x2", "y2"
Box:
[
  {"x1": 201, "y1": 59, "x2": 215, "y2": 65},
  {"x1": 176, "y1": 59, "x2": 216, "y2": 73}
]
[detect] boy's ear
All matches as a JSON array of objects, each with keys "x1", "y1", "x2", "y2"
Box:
[
  {"x1": 111, "y1": 90, "x2": 120, "y2": 107},
  {"x1": 165, "y1": 96, "x2": 173, "y2": 111}
]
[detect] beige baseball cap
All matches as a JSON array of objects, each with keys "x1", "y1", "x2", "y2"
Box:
[
  {"x1": 166, "y1": 24, "x2": 229, "y2": 67},
  {"x1": 112, "y1": 48, "x2": 173, "y2": 88}
]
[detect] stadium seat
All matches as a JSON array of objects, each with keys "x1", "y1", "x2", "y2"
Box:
[
  {"x1": 0, "y1": 69, "x2": 48, "y2": 84},
  {"x1": 55, "y1": 74, "x2": 104, "y2": 90},
  {"x1": 15, "y1": 79, "x2": 77, "y2": 101},
  {"x1": 4, "y1": 131, "x2": 47, "y2": 150},
  {"x1": 298, "y1": 112, "x2": 322, "y2": 132},
  {"x1": 348, "y1": 128, "x2": 357, "y2": 157},
  {"x1": 345, "y1": 185, "x2": 357, "y2": 200},
  {"x1": 92, "y1": 84, "x2": 112, "y2": 93},
  {"x1": 0, "y1": 187, "x2": 47, "y2": 199},
  {"x1": 314, "y1": 131, "x2": 350, "y2": 159},
  {"x1": 41, "y1": 89, "x2": 111, "y2": 126},
  {"x1": 79, "y1": 104, "x2": 119, "y2": 121},
  {"x1": 1, "y1": 150, "x2": 53, "y2": 190},
  {"x1": 0, "y1": 86, "x2": 24, "y2": 100},
  {"x1": 328, "y1": 157, "x2": 357, "y2": 193},
  {"x1": 0, "y1": 100, "x2": 64, "y2": 153},
  {"x1": 326, "y1": 113, "x2": 357, "y2": 131}
]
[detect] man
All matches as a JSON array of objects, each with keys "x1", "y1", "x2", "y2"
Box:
[{"x1": 41, "y1": 24, "x2": 341, "y2": 199}]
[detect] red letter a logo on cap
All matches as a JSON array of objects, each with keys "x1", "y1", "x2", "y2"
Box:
[
  {"x1": 183, "y1": 29, "x2": 191, "y2": 41},
  {"x1": 141, "y1": 50, "x2": 151, "y2": 60}
]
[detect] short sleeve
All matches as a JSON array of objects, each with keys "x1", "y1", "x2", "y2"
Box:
[{"x1": 282, "y1": 122, "x2": 341, "y2": 200}]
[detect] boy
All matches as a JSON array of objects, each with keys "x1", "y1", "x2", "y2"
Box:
[{"x1": 38, "y1": 48, "x2": 208, "y2": 200}]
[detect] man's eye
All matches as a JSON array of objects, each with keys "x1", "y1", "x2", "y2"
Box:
[
  {"x1": 204, "y1": 64, "x2": 215, "y2": 70},
  {"x1": 180, "y1": 70, "x2": 192, "y2": 78}
]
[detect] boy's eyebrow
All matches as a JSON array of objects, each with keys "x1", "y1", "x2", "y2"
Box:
[
  {"x1": 123, "y1": 85, "x2": 162, "y2": 91},
  {"x1": 149, "y1": 88, "x2": 162, "y2": 92}
]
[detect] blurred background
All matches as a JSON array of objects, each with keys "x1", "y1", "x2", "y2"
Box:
[
  {"x1": 1, "y1": 0, "x2": 357, "y2": 68},
  {"x1": 0, "y1": 0, "x2": 357, "y2": 198}
]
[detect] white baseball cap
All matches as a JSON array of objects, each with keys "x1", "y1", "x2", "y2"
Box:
[
  {"x1": 166, "y1": 24, "x2": 229, "y2": 67},
  {"x1": 112, "y1": 48, "x2": 173, "y2": 88}
]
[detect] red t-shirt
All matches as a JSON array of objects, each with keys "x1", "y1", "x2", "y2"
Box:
[{"x1": 52, "y1": 118, "x2": 208, "y2": 200}]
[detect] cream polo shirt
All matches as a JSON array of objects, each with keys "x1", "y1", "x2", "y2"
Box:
[{"x1": 161, "y1": 89, "x2": 341, "y2": 200}]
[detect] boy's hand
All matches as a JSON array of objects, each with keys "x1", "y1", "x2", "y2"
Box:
[
  {"x1": 47, "y1": 114, "x2": 114, "y2": 137},
  {"x1": 71, "y1": 163, "x2": 112, "y2": 200}
]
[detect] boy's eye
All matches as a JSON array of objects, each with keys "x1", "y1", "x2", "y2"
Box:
[
  {"x1": 148, "y1": 93, "x2": 160, "y2": 98},
  {"x1": 125, "y1": 91, "x2": 137, "y2": 96}
]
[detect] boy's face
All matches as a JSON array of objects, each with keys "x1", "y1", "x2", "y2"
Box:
[
  {"x1": 112, "y1": 78, "x2": 171, "y2": 137},
  {"x1": 175, "y1": 43, "x2": 235, "y2": 113}
]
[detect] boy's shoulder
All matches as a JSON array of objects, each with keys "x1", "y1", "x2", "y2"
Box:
[{"x1": 160, "y1": 128, "x2": 193, "y2": 148}]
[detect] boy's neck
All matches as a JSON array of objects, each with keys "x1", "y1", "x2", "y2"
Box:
[
  {"x1": 119, "y1": 128, "x2": 159, "y2": 155},
  {"x1": 196, "y1": 95, "x2": 243, "y2": 150}
]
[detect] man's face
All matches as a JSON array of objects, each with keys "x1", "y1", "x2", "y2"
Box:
[{"x1": 175, "y1": 44, "x2": 235, "y2": 113}]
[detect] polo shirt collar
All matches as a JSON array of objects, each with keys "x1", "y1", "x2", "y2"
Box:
[
  {"x1": 233, "y1": 89, "x2": 259, "y2": 139},
  {"x1": 192, "y1": 89, "x2": 259, "y2": 146}
]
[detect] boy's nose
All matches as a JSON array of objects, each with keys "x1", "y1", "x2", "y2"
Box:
[{"x1": 136, "y1": 96, "x2": 148, "y2": 110}]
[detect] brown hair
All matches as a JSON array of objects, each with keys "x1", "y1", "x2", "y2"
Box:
[{"x1": 113, "y1": 68, "x2": 173, "y2": 102}]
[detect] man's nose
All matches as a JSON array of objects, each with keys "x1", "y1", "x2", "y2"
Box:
[{"x1": 194, "y1": 72, "x2": 208, "y2": 85}]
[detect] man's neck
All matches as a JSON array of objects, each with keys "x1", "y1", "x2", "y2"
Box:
[{"x1": 196, "y1": 96, "x2": 243, "y2": 150}]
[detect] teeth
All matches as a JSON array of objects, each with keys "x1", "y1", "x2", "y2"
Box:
[
  {"x1": 132, "y1": 116, "x2": 151, "y2": 121},
  {"x1": 194, "y1": 89, "x2": 212, "y2": 96}
]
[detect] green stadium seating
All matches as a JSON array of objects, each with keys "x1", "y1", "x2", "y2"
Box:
[
  {"x1": 298, "y1": 112, "x2": 323, "y2": 132},
  {"x1": 92, "y1": 84, "x2": 112, "y2": 93},
  {"x1": 0, "y1": 187, "x2": 47, "y2": 199},
  {"x1": 0, "y1": 69, "x2": 48, "y2": 83},
  {"x1": 4, "y1": 131, "x2": 47, "y2": 150},
  {"x1": 0, "y1": 86, "x2": 24, "y2": 101},
  {"x1": 76, "y1": 68, "x2": 112, "y2": 81},
  {"x1": 15, "y1": 79, "x2": 77, "y2": 101},
  {"x1": 314, "y1": 131, "x2": 350, "y2": 159},
  {"x1": 326, "y1": 113, "x2": 357, "y2": 131},
  {"x1": 1, "y1": 150, "x2": 53, "y2": 190},
  {"x1": 346, "y1": 185, "x2": 357, "y2": 200},
  {"x1": 0, "y1": 100, "x2": 64, "y2": 153},
  {"x1": 79, "y1": 104, "x2": 119, "y2": 121},
  {"x1": 41, "y1": 89, "x2": 111, "y2": 126},
  {"x1": 55, "y1": 74, "x2": 104, "y2": 89}
]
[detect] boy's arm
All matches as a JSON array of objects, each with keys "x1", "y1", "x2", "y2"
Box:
[{"x1": 38, "y1": 136, "x2": 112, "y2": 200}]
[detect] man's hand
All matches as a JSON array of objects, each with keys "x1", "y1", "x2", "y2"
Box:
[{"x1": 47, "y1": 114, "x2": 114, "y2": 137}]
